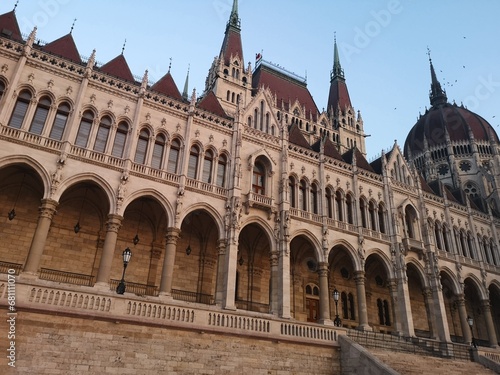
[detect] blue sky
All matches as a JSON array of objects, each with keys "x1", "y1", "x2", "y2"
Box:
[{"x1": 2, "y1": 0, "x2": 500, "y2": 159}]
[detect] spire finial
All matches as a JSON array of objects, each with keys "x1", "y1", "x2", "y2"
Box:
[
  {"x1": 121, "y1": 39, "x2": 126, "y2": 55},
  {"x1": 168, "y1": 57, "x2": 172, "y2": 73},
  {"x1": 331, "y1": 33, "x2": 344, "y2": 81},
  {"x1": 13, "y1": 0, "x2": 19, "y2": 12},
  {"x1": 427, "y1": 47, "x2": 447, "y2": 107},
  {"x1": 70, "y1": 18, "x2": 77, "y2": 34},
  {"x1": 183, "y1": 64, "x2": 190, "y2": 100},
  {"x1": 228, "y1": 0, "x2": 241, "y2": 28}
]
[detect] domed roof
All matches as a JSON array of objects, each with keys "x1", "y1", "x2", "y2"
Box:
[
  {"x1": 404, "y1": 58, "x2": 499, "y2": 159},
  {"x1": 404, "y1": 103, "x2": 499, "y2": 158}
]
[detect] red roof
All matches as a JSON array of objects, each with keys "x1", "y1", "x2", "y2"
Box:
[
  {"x1": 342, "y1": 147, "x2": 376, "y2": 173},
  {"x1": 151, "y1": 72, "x2": 183, "y2": 101},
  {"x1": 288, "y1": 124, "x2": 312, "y2": 149},
  {"x1": 327, "y1": 78, "x2": 352, "y2": 113},
  {"x1": 253, "y1": 63, "x2": 319, "y2": 122},
  {"x1": 99, "y1": 54, "x2": 135, "y2": 82},
  {"x1": 197, "y1": 91, "x2": 228, "y2": 118},
  {"x1": 0, "y1": 10, "x2": 22, "y2": 41},
  {"x1": 219, "y1": 27, "x2": 243, "y2": 66},
  {"x1": 43, "y1": 34, "x2": 81, "y2": 63},
  {"x1": 311, "y1": 137, "x2": 344, "y2": 162}
]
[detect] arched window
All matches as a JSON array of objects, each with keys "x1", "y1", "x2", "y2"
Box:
[
  {"x1": 404, "y1": 205, "x2": 418, "y2": 239},
  {"x1": 289, "y1": 177, "x2": 296, "y2": 208},
  {"x1": 252, "y1": 162, "x2": 265, "y2": 195},
  {"x1": 335, "y1": 191, "x2": 343, "y2": 221},
  {"x1": 0, "y1": 80, "x2": 5, "y2": 100},
  {"x1": 93, "y1": 115, "x2": 112, "y2": 153},
  {"x1": 325, "y1": 188, "x2": 333, "y2": 218},
  {"x1": 359, "y1": 199, "x2": 367, "y2": 228},
  {"x1": 311, "y1": 183, "x2": 319, "y2": 214},
  {"x1": 8, "y1": 90, "x2": 31, "y2": 128},
  {"x1": 167, "y1": 139, "x2": 181, "y2": 174},
  {"x1": 29, "y1": 96, "x2": 51, "y2": 135},
  {"x1": 187, "y1": 145, "x2": 200, "y2": 179},
  {"x1": 75, "y1": 110, "x2": 94, "y2": 147},
  {"x1": 348, "y1": 293, "x2": 355, "y2": 320},
  {"x1": 49, "y1": 102, "x2": 70, "y2": 140},
  {"x1": 341, "y1": 292, "x2": 348, "y2": 319},
  {"x1": 459, "y1": 231, "x2": 467, "y2": 257},
  {"x1": 111, "y1": 122, "x2": 128, "y2": 158},
  {"x1": 202, "y1": 149, "x2": 214, "y2": 183},
  {"x1": 378, "y1": 203, "x2": 386, "y2": 234},
  {"x1": 151, "y1": 133, "x2": 166, "y2": 169},
  {"x1": 443, "y1": 225, "x2": 451, "y2": 253},
  {"x1": 134, "y1": 129, "x2": 149, "y2": 164},
  {"x1": 467, "y1": 233, "x2": 475, "y2": 259},
  {"x1": 346, "y1": 194, "x2": 354, "y2": 224},
  {"x1": 226, "y1": 90, "x2": 230, "y2": 101},
  {"x1": 369, "y1": 201, "x2": 377, "y2": 230},
  {"x1": 216, "y1": 154, "x2": 227, "y2": 187},
  {"x1": 434, "y1": 222, "x2": 442, "y2": 250},
  {"x1": 299, "y1": 180, "x2": 307, "y2": 211},
  {"x1": 383, "y1": 300, "x2": 391, "y2": 325},
  {"x1": 377, "y1": 299, "x2": 384, "y2": 325}
]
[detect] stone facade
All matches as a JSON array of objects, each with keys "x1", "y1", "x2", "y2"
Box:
[{"x1": 0, "y1": 1, "x2": 499, "y2": 373}]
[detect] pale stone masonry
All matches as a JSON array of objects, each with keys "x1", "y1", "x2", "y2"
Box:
[{"x1": 0, "y1": 0, "x2": 499, "y2": 373}]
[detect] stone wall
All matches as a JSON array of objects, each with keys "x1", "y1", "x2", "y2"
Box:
[{"x1": 0, "y1": 309, "x2": 340, "y2": 374}]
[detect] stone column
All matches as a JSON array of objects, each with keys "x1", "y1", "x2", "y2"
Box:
[
  {"x1": 278, "y1": 244, "x2": 291, "y2": 319},
  {"x1": 481, "y1": 299, "x2": 498, "y2": 348},
  {"x1": 387, "y1": 279, "x2": 403, "y2": 336},
  {"x1": 269, "y1": 251, "x2": 279, "y2": 315},
  {"x1": 23, "y1": 199, "x2": 58, "y2": 274},
  {"x1": 354, "y1": 270, "x2": 371, "y2": 331},
  {"x1": 318, "y1": 262, "x2": 332, "y2": 324},
  {"x1": 95, "y1": 214, "x2": 123, "y2": 286},
  {"x1": 159, "y1": 227, "x2": 180, "y2": 296},
  {"x1": 456, "y1": 295, "x2": 472, "y2": 344},
  {"x1": 423, "y1": 287, "x2": 436, "y2": 339},
  {"x1": 215, "y1": 239, "x2": 227, "y2": 305}
]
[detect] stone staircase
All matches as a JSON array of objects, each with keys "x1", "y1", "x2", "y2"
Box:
[
  {"x1": 342, "y1": 329, "x2": 499, "y2": 375},
  {"x1": 368, "y1": 348, "x2": 497, "y2": 375}
]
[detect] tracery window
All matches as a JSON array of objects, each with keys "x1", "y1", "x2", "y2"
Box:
[
  {"x1": 29, "y1": 96, "x2": 51, "y2": 135},
  {"x1": 8, "y1": 90, "x2": 31, "y2": 129}
]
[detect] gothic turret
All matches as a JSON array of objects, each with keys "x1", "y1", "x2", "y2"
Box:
[
  {"x1": 327, "y1": 36, "x2": 366, "y2": 155},
  {"x1": 204, "y1": 0, "x2": 251, "y2": 115}
]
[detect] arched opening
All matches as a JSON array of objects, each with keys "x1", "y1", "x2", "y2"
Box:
[
  {"x1": 365, "y1": 254, "x2": 392, "y2": 333},
  {"x1": 406, "y1": 263, "x2": 430, "y2": 337}
]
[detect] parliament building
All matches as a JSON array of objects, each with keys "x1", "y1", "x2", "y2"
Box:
[{"x1": 0, "y1": 1, "x2": 499, "y2": 373}]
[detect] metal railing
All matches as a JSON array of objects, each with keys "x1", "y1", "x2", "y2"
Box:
[
  {"x1": 109, "y1": 279, "x2": 158, "y2": 296},
  {"x1": 39, "y1": 268, "x2": 94, "y2": 286},
  {"x1": 171, "y1": 289, "x2": 215, "y2": 305},
  {"x1": 235, "y1": 298, "x2": 270, "y2": 314}
]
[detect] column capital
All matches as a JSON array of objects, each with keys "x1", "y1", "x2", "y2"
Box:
[
  {"x1": 39, "y1": 198, "x2": 59, "y2": 220},
  {"x1": 481, "y1": 299, "x2": 491, "y2": 310},
  {"x1": 106, "y1": 214, "x2": 123, "y2": 233},
  {"x1": 354, "y1": 270, "x2": 366, "y2": 284},
  {"x1": 165, "y1": 227, "x2": 181, "y2": 244},
  {"x1": 317, "y1": 262, "x2": 329, "y2": 277},
  {"x1": 217, "y1": 239, "x2": 227, "y2": 255}
]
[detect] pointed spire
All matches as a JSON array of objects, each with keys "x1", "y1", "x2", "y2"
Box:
[
  {"x1": 13, "y1": 0, "x2": 19, "y2": 12},
  {"x1": 427, "y1": 47, "x2": 447, "y2": 107},
  {"x1": 70, "y1": 18, "x2": 77, "y2": 34},
  {"x1": 331, "y1": 33, "x2": 345, "y2": 82},
  {"x1": 183, "y1": 64, "x2": 190, "y2": 100},
  {"x1": 121, "y1": 39, "x2": 126, "y2": 55},
  {"x1": 229, "y1": 0, "x2": 240, "y2": 29},
  {"x1": 168, "y1": 57, "x2": 172, "y2": 73}
]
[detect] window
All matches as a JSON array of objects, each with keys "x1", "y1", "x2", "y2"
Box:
[
  {"x1": 325, "y1": 188, "x2": 333, "y2": 218},
  {"x1": 443, "y1": 226, "x2": 451, "y2": 253},
  {"x1": 29, "y1": 96, "x2": 51, "y2": 135},
  {"x1": 93, "y1": 116, "x2": 112, "y2": 153},
  {"x1": 49, "y1": 102, "x2": 70, "y2": 140},
  {"x1": 369, "y1": 201, "x2": 377, "y2": 230},
  {"x1": 299, "y1": 180, "x2": 307, "y2": 211},
  {"x1": 111, "y1": 122, "x2": 128, "y2": 158},
  {"x1": 289, "y1": 177, "x2": 296, "y2": 208},
  {"x1": 134, "y1": 129, "x2": 149, "y2": 164},
  {"x1": 252, "y1": 162, "x2": 265, "y2": 195},
  {"x1": 8, "y1": 90, "x2": 31, "y2": 129},
  {"x1": 167, "y1": 139, "x2": 180, "y2": 174},
  {"x1": 151, "y1": 134, "x2": 166, "y2": 169},
  {"x1": 434, "y1": 222, "x2": 442, "y2": 250},
  {"x1": 187, "y1": 145, "x2": 200, "y2": 179},
  {"x1": 75, "y1": 110, "x2": 94, "y2": 147},
  {"x1": 346, "y1": 194, "x2": 354, "y2": 224},
  {"x1": 348, "y1": 293, "x2": 355, "y2": 320},
  {"x1": 341, "y1": 292, "x2": 348, "y2": 319},
  {"x1": 311, "y1": 183, "x2": 318, "y2": 214},
  {"x1": 383, "y1": 300, "x2": 391, "y2": 325},
  {"x1": 216, "y1": 154, "x2": 227, "y2": 187},
  {"x1": 0, "y1": 80, "x2": 5, "y2": 100},
  {"x1": 335, "y1": 191, "x2": 343, "y2": 221},
  {"x1": 378, "y1": 203, "x2": 386, "y2": 234},
  {"x1": 360, "y1": 199, "x2": 367, "y2": 228},
  {"x1": 202, "y1": 150, "x2": 214, "y2": 183}
]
